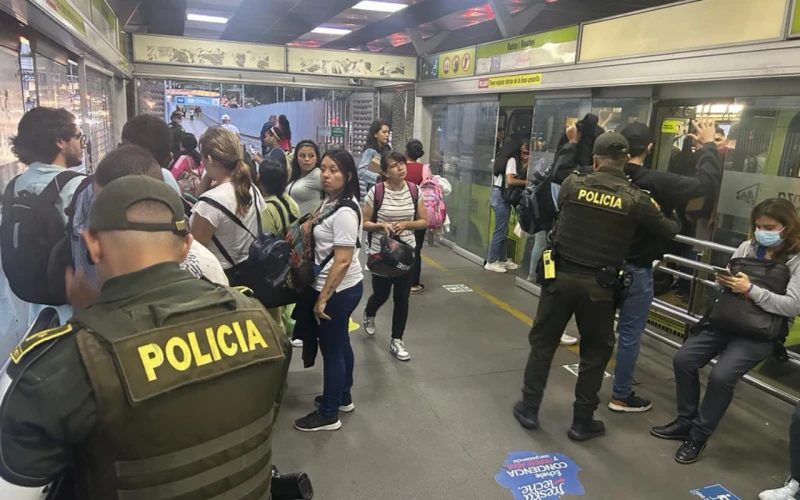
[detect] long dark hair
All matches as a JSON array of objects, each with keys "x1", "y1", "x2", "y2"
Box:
[
  {"x1": 322, "y1": 149, "x2": 361, "y2": 202},
  {"x1": 493, "y1": 136, "x2": 525, "y2": 176},
  {"x1": 199, "y1": 127, "x2": 253, "y2": 216},
  {"x1": 177, "y1": 132, "x2": 202, "y2": 166},
  {"x1": 278, "y1": 114, "x2": 292, "y2": 143},
  {"x1": 290, "y1": 140, "x2": 321, "y2": 182},
  {"x1": 751, "y1": 198, "x2": 800, "y2": 259},
  {"x1": 405, "y1": 139, "x2": 425, "y2": 161},
  {"x1": 365, "y1": 118, "x2": 391, "y2": 154}
]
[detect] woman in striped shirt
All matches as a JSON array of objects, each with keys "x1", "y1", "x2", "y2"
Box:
[{"x1": 361, "y1": 151, "x2": 428, "y2": 361}]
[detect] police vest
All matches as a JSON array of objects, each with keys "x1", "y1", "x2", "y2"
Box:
[
  {"x1": 553, "y1": 171, "x2": 641, "y2": 269},
  {"x1": 70, "y1": 284, "x2": 289, "y2": 500}
]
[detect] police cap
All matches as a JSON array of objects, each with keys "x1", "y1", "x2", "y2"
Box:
[
  {"x1": 620, "y1": 122, "x2": 653, "y2": 152},
  {"x1": 593, "y1": 132, "x2": 629, "y2": 157},
  {"x1": 89, "y1": 175, "x2": 188, "y2": 234}
]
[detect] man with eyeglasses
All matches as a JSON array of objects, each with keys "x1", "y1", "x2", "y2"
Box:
[{"x1": 2, "y1": 107, "x2": 87, "y2": 326}]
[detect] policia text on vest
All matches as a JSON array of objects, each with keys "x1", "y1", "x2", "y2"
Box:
[{"x1": 516, "y1": 132, "x2": 680, "y2": 441}]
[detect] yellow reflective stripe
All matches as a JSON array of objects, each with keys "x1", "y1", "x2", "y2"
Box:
[{"x1": 10, "y1": 324, "x2": 73, "y2": 364}]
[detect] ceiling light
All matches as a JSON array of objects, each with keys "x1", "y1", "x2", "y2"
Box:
[
  {"x1": 353, "y1": 1, "x2": 408, "y2": 13},
  {"x1": 187, "y1": 13, "x2": 229, "y2": 24},
  {"x1": 311, "y1": 27, "x2": 352, "y2": 35}
]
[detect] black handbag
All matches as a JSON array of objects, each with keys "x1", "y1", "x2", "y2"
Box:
[{"x1": 707, "y1": 257, "x2": 791, "y2": 342}]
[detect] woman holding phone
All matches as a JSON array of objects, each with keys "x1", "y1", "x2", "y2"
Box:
[{"x1": 651, "y1": 198, "x2": 800, "y2": 465}]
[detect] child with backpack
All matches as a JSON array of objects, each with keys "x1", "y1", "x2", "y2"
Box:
[{"x1": 171, "y1": 133, "x2": 204, "y2": 196}]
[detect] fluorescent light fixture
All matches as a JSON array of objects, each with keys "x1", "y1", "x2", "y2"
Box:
[
  {"x1": 353, "y1": 1, "x2": 408, "y2": 13},
  {"x1": 187, "y1": 13, "x2": 229, "y2": 24},
  {"x1": 311, "y1": 27, "x2": 352, "y2": 35}
]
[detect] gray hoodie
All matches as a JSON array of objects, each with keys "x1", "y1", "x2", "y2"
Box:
[{"x1": 731, "y1": 240, "x2": 800, "y2": 320}]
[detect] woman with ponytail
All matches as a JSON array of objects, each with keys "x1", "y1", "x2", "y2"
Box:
[
  {"x1": 190, "y1": 126, "x2": 265, "y2": 272},
  {"x1": 278, "y1": 114, "x2": 292, "y2": 151}
]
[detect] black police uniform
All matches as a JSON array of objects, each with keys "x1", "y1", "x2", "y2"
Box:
[
  {"x1": 0, "y1": 176, "x2": 291, "y2": 499},
  {"x1": 516, "y1": 133, "x2": 680, "y2": 439}
]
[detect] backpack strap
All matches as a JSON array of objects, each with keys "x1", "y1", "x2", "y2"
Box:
[
  {"x1": 407, "y1": 181, "x2": 419, "y2": 221},
  {"x1": 318, "y1": 198, "x2": 362, "y2": 270},
  {"x1": 198, "y1": 188, "x2": 262, "y2": 267},
  {"x1": 37, "y1": 170, "x2": 84, "y2": 206},
  {"x1": 372, "y1": 182, "x2": 385, "y2": 224},
  {"x1": 65, "y1": 175, "x2": 94, "y2": 234},
  {"x1": 265, "y1": 199, "x2": 289, "y2": 236}
]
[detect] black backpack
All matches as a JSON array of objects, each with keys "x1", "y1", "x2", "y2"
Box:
[
  {"x1": 1, "y1": 170, "x2": 84, "y2": 305},
  {"x1": 517, "y1": 168, "x2": 559, "y2": 234}
]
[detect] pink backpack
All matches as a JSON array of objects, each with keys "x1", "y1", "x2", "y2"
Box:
[{"x1": 420, "y1": 177, "x2": 447, "y2": 230}]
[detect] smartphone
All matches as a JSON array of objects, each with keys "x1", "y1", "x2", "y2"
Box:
[{"x1": 712, "y1": 266, "x2": 733, "y2": 277}]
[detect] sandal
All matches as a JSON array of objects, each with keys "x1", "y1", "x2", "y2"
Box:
[{"x1": 410, "y1": 285, "x2": 426, "y2": 294}]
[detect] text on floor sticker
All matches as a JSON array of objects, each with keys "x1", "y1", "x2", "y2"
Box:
[
  {"x1": 495, "y1": 451, "x2": 584, "y2": 499},
  {"x1": 563, "y1": 364, "x2": 610, "y2": 379},
  {"x1": 442, "y1": 284, "x2": 473, "y2": 293},
  {"x1": 690, "y1": 484, "x2": 741, "y2": 500}
]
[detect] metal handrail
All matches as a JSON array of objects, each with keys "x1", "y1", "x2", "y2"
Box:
[{"x1": 673, "y1": 234, "x2": 737, "y2": 254}]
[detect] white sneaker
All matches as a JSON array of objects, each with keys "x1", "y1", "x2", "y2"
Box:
[
  {"x1": 502, "y1": 261, "x2": 519, "y2": 271},
  {"x1": 760, "y1": 478, "x2": 799, "y2": 500},
  {"x1": 560, "y1": 333, "x2": 578, "y2": 346},
  {"x1": 390, "y1": 339, "x2": 410, "y2": 361},
  {"x1": 363, "y1": 313, "x2": 376, "y2": 336},
  {"x1": 291, "y1": 338, "x2": 304, "y2": 348},
  {"x1": 484, "y1": 262, "x2": 507, "y2": 273}
]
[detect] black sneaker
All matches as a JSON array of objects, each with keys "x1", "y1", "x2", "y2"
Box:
[
  {"x1": 513, "y1": 401, "x2": 540, "y2": 430},
  {"x1": 650, "y1": 419, "x2": 692, "y2": 440},
  {"x1": 608, "y1": 392, "x2": 653, "y2": 413},
  {"x1": 675, "y1": 438, "x2": 707, "y2": 464},
  {"x1": 294, "y1": 410, "x2": 341, "y2": 432},
  {"x1": 314, "y1": 395, "x2": 355, "y2": 413},
  {"x1": 567, "y1": 418, "x2": 605, "y2": 441}
]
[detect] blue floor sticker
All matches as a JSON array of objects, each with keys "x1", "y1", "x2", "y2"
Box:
[
  {"x1": 690, "y1": 484, "x2": 741, "y2": 500},
  {"x1": 495, "y1": 451, "x2": 584, "y2": 499}
]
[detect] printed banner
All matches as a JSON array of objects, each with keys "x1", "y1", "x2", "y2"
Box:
[
  {"x1": 476, "y1": 26, "x2": 578, "y2": 75},
  {"x1": 287, "y1": 47, "x2": 417, "y2": 81},
  {"x1": 421, "y1": 47, "x2": 476, "y2": 80},
  {"x1": 479, "y1": 73, "x2": 543, "y2": 89},
  {"x1": 496, "y1": 451, "x2": 584, "y2": 500},
  {"x1": 690, "y1": 484, "x2": 741, "y2": 500},
  {"x1": 133, "y1": 34, "x2": 286, "y2": 72}
]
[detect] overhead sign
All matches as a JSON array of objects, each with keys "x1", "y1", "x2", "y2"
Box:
[
  {"x1": 421, "y1": 47, "x2": 476, "y2": 80},
  {"x1": 793, "y1": 0, "x2": 800, "y2": 37},
  {"x1": 287, "y1": 47, "x2": 417, "y2": 81},
  {"x1": 133, "y1": 34, "x2": 286, "y2": 72},
  {"x1": 174, "y1": 96, "x2": 218, "y2": 106},
  {"x1": 476, "y1": 26, "x2": 578, "y2": 75},
  {"x1": 479, "y1": 73, "x2": 543, "y2": 89},
  {"x1": 495, "y1": 451, "x2": 584, "y2": 500},
  {"x1": 690, "y1": 484, "x2": 741, "y2": 500},
  {"x1": 661, "y1": 119, "x2": 685, "y2": 134},
  {"x1": 44, "y1": 0, "x2": 87, "y2": 35}
]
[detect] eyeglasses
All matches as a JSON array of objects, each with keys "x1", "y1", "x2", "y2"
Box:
[{"x1": 73, "y1": 133, "x2": 87, "y2": 147}]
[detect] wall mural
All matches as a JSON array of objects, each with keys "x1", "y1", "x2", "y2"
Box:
[
  {"x1": 133, "y1": 34, "x2": 286, "y2": 72},
  {"x1": 287, "y1": 48, "x2": 417, "y2": 81}
]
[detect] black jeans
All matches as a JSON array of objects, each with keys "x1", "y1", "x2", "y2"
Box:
[
  {"x1": 673, "y1": 328, "x2": 773, "y2": 441},
  {"x1": 411, "y1": 229, "x2": 426, "y2": 287},
  {"x1": 365, "y1": 272, "x2": 412, "y2": 339},
  {"x1": 522, "y1": 273, "x2": 616, "y2": 420}
]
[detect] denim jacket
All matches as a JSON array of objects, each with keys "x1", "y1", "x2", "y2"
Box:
[{"x1": 358, "y1": 148, "x2": 381, "y2": 198}]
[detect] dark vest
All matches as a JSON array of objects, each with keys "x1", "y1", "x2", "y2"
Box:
[
  {"x1": 70, "y1": 285, "x2": 288, "y2": 500},
  {"x1": 553, "y1": 171, "x2": 640, "y2": 269}
]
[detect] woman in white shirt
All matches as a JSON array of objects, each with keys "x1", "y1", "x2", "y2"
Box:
[
  {"x1": 485, "y1": 137, "x2": 528, "y2": 273},
  {"x1": 293, "y1": 148, "x2": 364, "y2": 433},
  {"x1": 189, "y1": 126, "x2": 264, "y2": 280},
  {"x1": 362, "y1": 151, "x2": 428, "y2": 361}
]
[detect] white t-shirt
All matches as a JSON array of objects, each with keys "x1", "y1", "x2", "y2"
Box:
[
  {"x1": 493, "y1": 157, "x2": 517, "y2": 188},
  {"x1": 313, "y1": 196, "x2": 363, "y2": 292},
  {"x1": 181, "y1": 240, "x2": 230, "y2": 285},
  {"x1": 191, "y1": 183, "x2": 265, "y2": 269},
  {"x1": 221, "y1": 123, "x2": 240, "y2": 136},
  {"x1": 364, "y1": 183, "x2": 417, "y2": 252}
]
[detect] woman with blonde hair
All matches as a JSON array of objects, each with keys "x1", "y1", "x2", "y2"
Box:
[{"x1": 190, "y1": 126, "x2": 264, "y2": 282}]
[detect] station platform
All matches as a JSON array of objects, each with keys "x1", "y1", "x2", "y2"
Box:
[{"x1": 272, "y1": 244, "x2": 793, "y2": 500}]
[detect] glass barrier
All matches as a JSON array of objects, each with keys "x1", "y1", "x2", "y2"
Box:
[
  {"x1": 590, "y1": 98, "x2": 651, "y2": 133},
  {"x1": 429, "y1": 100, "x2": 499, "y2": 258}
]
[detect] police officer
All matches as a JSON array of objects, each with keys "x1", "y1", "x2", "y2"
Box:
[
  {"x1": 513, "y1": 132, "x2": 680, "y2": 442},
  {"x1": 0, "y1": 176, "x2": 291, "y2": 499}
]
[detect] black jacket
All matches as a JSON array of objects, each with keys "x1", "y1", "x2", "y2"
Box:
[
  {"x1": 552, "y1": 143, "x2": 591, "y2": 185},
  {"x1": 625, "y1": 142, "x2": 723, "y2": 267}
]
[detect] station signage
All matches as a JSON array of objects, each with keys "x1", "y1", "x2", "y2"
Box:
[
  {"x1": 475, "y1": 26, "x2": 578, "y2": 75},
  {"x1": 478, "y1": 73, "x2": 543, "y2": 89},
  {"x1": 420, "y1": 47, "x2": 476, "y2": 80}
]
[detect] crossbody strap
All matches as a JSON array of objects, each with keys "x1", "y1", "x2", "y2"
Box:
[
  {"x1": 318, "y1": 198, "x2": 362, "y2": 269},
  {"x1": 198, "y1": 188, "x2": 262, "y2": 266}
]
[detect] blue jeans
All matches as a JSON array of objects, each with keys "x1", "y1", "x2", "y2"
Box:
[
  {"x1": 488, "y1": 188, "x2": 510, "y2": 263},
  {"x1": 528, "y1": 230, "x2": 548, "y2": 278},
  {"x1": 612, "y1": 264, "x2": 654, "y2": 400},
  {"x1": 318, "y1": 282, "x2": 364, "y2": 418}
]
